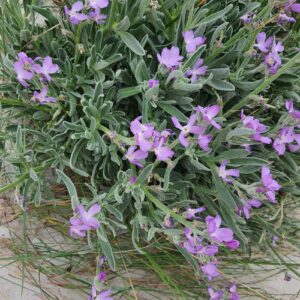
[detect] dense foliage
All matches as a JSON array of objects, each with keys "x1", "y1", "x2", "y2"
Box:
[{"x1": 1, "y1": 0, "x2": 300, "y2": 299}]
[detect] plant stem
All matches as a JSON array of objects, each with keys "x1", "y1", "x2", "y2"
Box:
[{"x1": 107, "y1": 0, "x2": 118, "y2": 32}]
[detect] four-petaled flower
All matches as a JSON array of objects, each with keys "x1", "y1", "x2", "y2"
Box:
[
  {"x1": 88, "y1": 0, "x2": 109, "y2": 9},
  {"x1": 182, "y1": 30, "x2": 206, "y2": 53},
  {"x1": 237, "y1": 199, "x2": 262, "y2": 220},
  {"x1": 157, "y1": 46, "x2": 183, "y2": 69},
  {"x1": 259, "y1": 166, "x2": 281, "y2": 203},
  {"x1": 32, "y1": 56, "x2": 59, "y2": 82},
  {"x1": 201, "y1": 262, "x2": 220, "y2": 281},
  {"x1": 153, "y1": 137, "x2": 174, "y2": 161},
  {"x1": 89, "y1": 8, "x2": 107, "y2": 24},
  {"x1": 125, "y1": 146, "x2": 148, "y2": 167},
  {"x1": 14, "y1": 52, "x2": 34, "y2": 87},
  {"x1": 208, "y1": 287, "x2": 223, "y2": 300},
  {"x1": 33, "y1": 86, "x2": 56, "y2": 104},
  {"x1": 218, "y1": 160, "x2": 240, "y2": 183},
  {"x1": 77, "y1": 203, "x2": 101, "y2": 229},
  {"x1": 273, "y1": 127, "x2": 295, "y2": 155},
  {"x1": 69, "y1": 217, "x2": 90, "y2": 237},
  {"x1": 206, "y1": 215, "x2": 234, "y2": 243},
  {"x1": 186, "y1": 206, "x2": 206, "y2": 220},
  {"x1": 64, "y1": 1, "x2": 89, "y2": 25},
  {"x1": 196, "y1": 105, "x2": 222, "y2": 130},
  {"x1": 254, "y1": 32, "x2": 273, "y2": 53},
  {"x1": 185, "y1": 59, "x2": 208, "y2": 83}
]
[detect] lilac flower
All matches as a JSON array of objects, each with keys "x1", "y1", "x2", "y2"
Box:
[
  {"x1": 206, "y1": 215, "x2": 234, "y2": 243},
  {"x1": 87, "y1": 0, "x2": 109, "y2": 9},
  {"x1": 98, "y1": 271, "x2": 106, "y2": 282},
  {"x1": 153, "y1": 137, "x2": 174, "y2": 161},
  {"x1": 264, "y1": 40, "x2": 284, "y2": 75},
  {"x1": 289, "y1": 132, "x2": 300, "y2": 152},
  {"x1": 196, "y1": 105, "x2": 221, "y2": 130},
  {"x1": 185, "y1": 59, "x2": 208, "y2": 83},
  {"x1": 129, "y1": 176, "x2": 137, "y2": 184},
  {"x1": 277, "y1": 12, "x2": 296, "y2": 24},
  {"x1": 240, "y1": 12, "x2": 255, "y2": 24},
  {"x1": 98, "y1": 256, "x2": 106, "y2": 267},
  {"x1": 125, "y1": 146, "x2": 148, "y2": 167},
  {"x1": 208, "y1": 287, "x2": 223, "y2": 300},
  {"x1": 260, "y1": 166, "x2": 281, "y2": 203},
  {"x1": 237, "y1": 199, "x2": 262, "y2": 220},
  {"x1": 272, "y1": 235, "x2": 279, "y2": 247},
  {"x1": 69, "y1": 217, "x2": 90, "y2": 237},
  {"x1": 89, "y1": 8, "x2": 107, "y2": 24},
  {"x1": 148, "y1": 79, "x2": 159, "y2": 88},
  {"x1": 157, "y1": 46, "x2": 183, "y2": 69},
  {"x1": 201, "y1": 262, "x2": 220, "y2": 280},
  {"x1": 186, "y1": 206, "x2": 206, "y2": 220},
  {"x1": 197, "y1": 127, "x2": 213, "y2": 151},
  {"x1": 182, "y1": 31, "x2": 206, "y2": 53},
  {"x1": 200, "y1": 245, "x2": 219, "y2": 256},
  {"x1": 285, "y1": 99, "x2": 300, "y2": 121},
  {"x1": 224, "y1": 239, "x2": 240, "y2": 250},
  {"x1": 33, "y1": 86, "x2": 56, "y2": 104},
  {"x1": 182, "y1": 227, "x2": 203, "y2": 254},
  {"x1": 64, "y1": 1, "x2": 89, "y2": 25},
  {"x1": 96, "y1": 289, "x2": 113, "y2": 300},
  {"x1": 241, "y1": 111, "x2": 272, "y2": 144},
  {"x1": 172, "y1": 113, "x2": 201, "y2": 148},
  {"x1": 32, "y1": 56, "x2": 59, "y2": 82},
  {"x1": 218, "y1": 160, "x2": 240, "y2": 183},
  {"x1": 254, "y1": 32, "x2": 273, "y2": 53},
  {"x1": 273, "y1": 127, "x2": 294, "y2": 155},
  {"x1": 229, "y1": 283, "x2": 240, "y2": 300},
  {"x1": 285, "y1": 0, "x2": 300, "y2": 13},
  {"x1": 14, "y1": 52, "x2": 34, "y2": 87},
  {"x1": 77, "y1": 203, "x2": 101, "y2": 229},
  {"x1": 130, "y1": 117, "x2": 154, "y2": 152}
]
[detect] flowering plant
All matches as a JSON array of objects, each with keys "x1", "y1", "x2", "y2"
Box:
[{"x1": 1, "y1": 0, "x2": 300, "y2": 298}]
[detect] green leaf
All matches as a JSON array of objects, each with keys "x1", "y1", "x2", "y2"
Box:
[
  {"x1": 207, "y1": 78, "x2": 235, "y2": 91},
  {"x1": 158, "y1": 103, "x2": 188, "y2": 122},
  {"x1": 117, "y1": 86, "x2": 142, "y2": 102},
  {"x1": 136, "y1": 164, "x2": 154, "y2": 185},
  {"x1": 97, "y1": 225, "x2": 116, "y2": 271},
  {"x1": 216, "y1": 149, "x2": 250, "y2": 161},
  {"x1": 117, "y1": 31, "x2": 145, "y2": 56},
  {"x1": 56, "y1": 169, "x2": 79, "y2": 210},
  {"x1": 31, "y1": 6, "x2": 59, "y2": 26},
  {"x1": 199, "y1": 4, "x2": 233, "y2": 26}
]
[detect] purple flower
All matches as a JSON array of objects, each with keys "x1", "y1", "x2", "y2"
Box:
[
  {"x1": 208, "y1": 287, "x2": 223, "y2": 300},
  {"x1": 218, "y1": 160, "x2": 240, "y2": 183},
  {"x1": 33, "y1": 86, "x2": 56, "y2": 104},
  {"x1": 89, "y1": 8, "x2": 107, "y2": 24},
  {"x1": 125, "y1": 146, "x2": 148, "y2": 167},
  {"x1": 157, "y1": 46, "x2": 183, "y2": 69},
  {"x1": 277, "y1": 12, "x2": 296, "y2": 24},
  {"x1": 241, "y1": 111, "x2": 272, "y2": 144},
  {"x1": 98, "y1": 271, "x2": 106, "y2": 282},
  {"x1": 273, "y1": 127, "x2": 294, "y2": 155},
  {"x1": 285, "y1": 0, "x2": 300, "y2": 13},
  {"x1": 98, "y1": 256, "x2": 106, "y2": 267},
  {"x1": 186, "y1": 206, "x2": 206, "y2": 220},
  {"x1": 182, "y1": 31, "x2": 206, "y2": 53},
  {"x1": 69, "y1": 217, "x2": 90, "y2": 237},
  {"x1": 254, "y1": 32, "x2": 273, "y2": 53},
  {"x1": 163, "y1": 215, "x2": 175, "y2": 228},
  {"x1": 237, "y1": 199, "x2": 262, "y2": 220},
  {"x1": 260, "y1": 166, "x2": 281, "y2": 203},
  {"x1": 148, "y1": 79, "x2": 159, "y2": 88},
  {"x1": 96, "y1": 289, "x2": 113, "y2": 300},
  {"x1": 196, "y1": 105, "x2": 221, "y2": 130},
  {"x1": 197, "y1": 130, "x2": 213, "y2": 152},
  {"x1": 272, "y1": 235, "x2": 279, "y2": 247},
  {"x1": 285, "y1": 99, "x2": 300, "y2": 121},
  {"x1": 201, "y1": 262, "x2": 220, "y2": 280},
  {"x1": 224, "y1": 239, "x2": 240, "y2": 250},
  {"x1": 172, "y1": 113, "x2": 201, "y2": 148},
  {"x1": 130, "y1": 117, "x2": 154, "y2": 152},
  {"x1": 185, "y1": 59, "x2": 208, "y2": 83},
  {"x1": 14, "y1": 52, "x2": 34, "y2": 87},
  {"x1": 77, "y1": 203, "x2": 101, "y2": 229},
  {"x1": 32, "y1": 56, "x2": 59, "y2": 82},
  {"x1": 240, "y1": 12, "x2": 255, "y2": 24},
  {"x1": 264, "y1": 40, "x2": 284, "y2": 75},
  {"x1": 289, "y1": 132, "x2": 300, "y2": 152},
  {"x1": 64, "y1": 1, "x2": 89, "y2": 25},
  {"x1": 206, "y1": 215, "x2": 234, "y2": 243},
  {"x1": 87, "y1": 0, "x2": 109, "y2": 9},
  {"x1": 229, "y1": 283, "x2": 240, "y2": 300},
  {"x1": 129, "y1": 176, "x2": 137, "y2": 184},
  {"x1": 154, "y1": 137, "x2": 174, "y2": 161}
]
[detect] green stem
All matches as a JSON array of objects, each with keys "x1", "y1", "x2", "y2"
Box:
[
  {"x1": 224, "y1": 51, "x2": 300, "y2": 118},
  {"x1": 0, "y1": 98, "x2": 51, "y2": 112},
  {"x1": 106, "y1": 0, "x2": 118, "y2": 32}
]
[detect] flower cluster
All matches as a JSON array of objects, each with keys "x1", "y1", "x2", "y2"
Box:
[
  {"x1": 69, "y1": 203, "x2": 101, "y2": 237},
  {"x1": 125, "y1": 117, "x2": 174, "y2": 167},
  {"x1": 177, "y1": 210, "x2": 240, "y2": 298},
  {"x1": 88, "y1": 256, "x2": 113, "y2": 300},
  {"x1": 13, "y1": 52, "x2": 59, "y2": 104},
  {"x1": 254, "y1": 32, "x2": 284, "y2": 75},
  {"x1": 64, "y1": 0, "x2": 109, "y2": 25}
]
